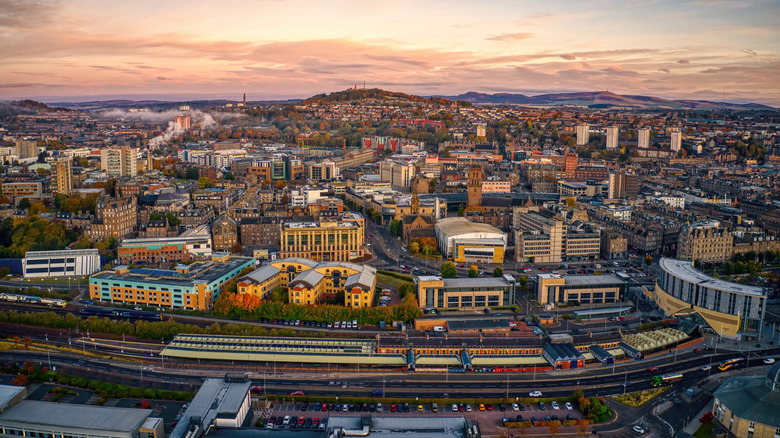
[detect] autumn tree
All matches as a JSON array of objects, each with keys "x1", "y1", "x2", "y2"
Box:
[
  {"x1": 409, "y1": 241, "x2": 420, "y2": 254},
  {"x1": 440, "y1": 261, "x2": 457, "y2": 278},
  {"x1": 468, "y1": 266, "x2": 478, "y2": 278}
]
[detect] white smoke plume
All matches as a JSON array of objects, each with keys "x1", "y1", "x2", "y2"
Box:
[{"x1": 95, "y1": 109, "x2": 235, "y2": 149}]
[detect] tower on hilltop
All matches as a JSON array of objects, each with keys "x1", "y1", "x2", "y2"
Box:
[{"x1": 467, "y1": 165, "x2": 483, "y2": 207}]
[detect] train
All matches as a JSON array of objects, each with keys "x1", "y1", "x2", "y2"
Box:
[
  {"x1": 0, "y1": 293, "x2": 67, "y2": 308},
  {"x1": 78, "y1": 306, "x2": 163, "y2": 321}
]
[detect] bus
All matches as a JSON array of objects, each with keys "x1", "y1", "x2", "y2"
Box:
[
  {"x1": 651, "y1": 373, "x2": 683, "y2": 387},
  {"x1": 718, "y1": 358, "x2": 745, "y2": 371}
]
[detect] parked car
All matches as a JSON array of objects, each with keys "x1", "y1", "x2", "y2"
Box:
[
  {"x1": 551, "y1": 401, "x2": 559, "y2": 410},
  {"x1": 764, "y1": 358, "x2": 776, "y2": 364},
  {"x1": 529, "y1": 391, "x2": 543, "y2": 397},
  {"x1": 564, "y1": 402, "x2": 573, "y2": 410}
]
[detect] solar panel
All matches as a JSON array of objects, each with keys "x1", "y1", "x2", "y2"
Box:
[{"x1": 131, "y1": 268, "x2": 180, "y2": 277}]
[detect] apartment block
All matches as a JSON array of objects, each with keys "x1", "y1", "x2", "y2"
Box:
[
  {"x1": 677, "y1": 221, "x2": 733, "y2": 263},
  {"x1": 101, "y1": 146, "x2": 138, "y2": 178},
  {"x1": 49, "y1": 157, "x2": 73, "y2": 195},
  {"x1": 280, "y1": 219, "x2": 364, "y2": 262},
  {"x1": 117, "y1": 225, "x2": 212, "y2": 264},
  {"x1": 88, "y1": 195, "x2": 137, "y2": 241}
]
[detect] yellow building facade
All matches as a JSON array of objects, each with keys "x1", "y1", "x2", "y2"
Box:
[{"x1": 281, "y1": 220, "x2": 364, "y2": 262}]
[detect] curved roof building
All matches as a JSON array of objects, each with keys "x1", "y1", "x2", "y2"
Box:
[
  {"x1": 434, "y1": 217, "x2": 507, "y2": 263},
  {"x1": 712, "y1": 362, "x2": 780, "y2": 436}
]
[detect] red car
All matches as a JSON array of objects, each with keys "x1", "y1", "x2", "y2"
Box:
[
  {"x1": 402, "y1": 269, "x2": 410, "y2": 274},
  {"x1": 540, "y1": 267, "x2": 547, "y2": 272},
  {"x1": 648, "y1": 366, "x2": 659, "y2": 372},
  {"x1": 693, "y1": 348, "x2": 702, "y2": 353}
]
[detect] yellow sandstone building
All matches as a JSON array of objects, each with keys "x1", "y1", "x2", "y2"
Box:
[
  {"x1": 280, "y1": 220, "x2": 364, "y2": 262},
  {"x1": 237, "y1": 258, "x2": 377, "y2": 307}
]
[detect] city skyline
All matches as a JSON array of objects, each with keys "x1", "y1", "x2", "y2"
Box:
[{"x1": 1, "y1": 0, "x2": 779, "y2": 105}]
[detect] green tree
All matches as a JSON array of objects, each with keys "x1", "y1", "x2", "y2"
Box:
[
  {"x1": 457, "y1": 206, "x2": 465, "y2": 217},
  {"x1": 422, "y1": 244, "x2": 433, "y2": 260},
  {"x1": 149, "y1": 212, "x2": 163, "y2": 221},
  {"x1": 224, "y1": 172, "x2": 235, "y2": 181},
  {"x1": 37, "y1": 151, "x2": 49, "y2": 163},
  {"x1": 389, "y1": 219, "x2": 401, "y2": 237},
  {"x1": 468, "y1": 266, "x2": 478, "y2": 278},
  {"x1": 493, "y1": 267, "x2": 503, "y2": 277},
  {"x1": 440, "y1": 261, "x2": 457, "y2": 278},
  {"x1": 197, "y1": 177, "x2": 214, "y2": 189},
  {"x1": 185, "y1": 166, "x2": 199, "y2": 180},
  {"x1": 409, "y1": 241, "x2": 420, "y2": 254},
  {"x1": 165, "y1": 212, "x2": 181, "y2": 227},
  {"x1": 17, "y1": 198, "x2": 31, "y2": 210}
]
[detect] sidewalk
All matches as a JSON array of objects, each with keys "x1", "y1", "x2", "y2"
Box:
[{"x1": 682, "y1": 403, "x2": 710, "y2": 435}]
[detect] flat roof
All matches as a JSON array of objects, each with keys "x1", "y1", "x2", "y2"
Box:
[
  {"x1": 660, "y1": 257, "x2": 766, "y2": 297},
  {"x1": 327, "y1": 415, "x2": 469, "y2": 437},
  {"x1": 24, "y1": 249, "x2": 99, "y2": 258},
  {"x1": 92, "y1": 256, "x2": 254, "y2": 287},
  {"x1": 441, "y1": 277, "x2": 513, "y2": 288},
  {"x1": 0, "y1": 400, "x2": 151, "y2": 432},
  {"x1": 170, "y1": 378, "x2": 251, "y2": 438},
  {"x1": 563, "y1": 274, "x2": 624, "y2": 285},
  {"x1": 0, "y1": 385, "x2": 24, "y2": 409},
  {"x1": 435, "y1": 217, "x2": 504, "y2": 236}
]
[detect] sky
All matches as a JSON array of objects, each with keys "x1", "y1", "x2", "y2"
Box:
[{"x1": 1, "y1": 0, "x2": 779, "y2": 105}]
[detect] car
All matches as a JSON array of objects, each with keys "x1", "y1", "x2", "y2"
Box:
[
  {"x1": 551, "y1": 401, "x2": 559, "y2": 410},
  {"x1": 765, "y1": 358, "x2": 776, "y2": 364},
  {"x1": 622, "y1": 381, "x2": 632, "y2": 387},
  {"x1": 335, "y1": 403, "x2": 341, "y2": 411},
  {"x1": 291, "y1": 391, "x2": 304, "y2": 396},
  {"x1": 300, "y1": 402, "x2": 308, "y2": 411},
  {"x1": 498, "y1": 403, "x2": 506, "y2": 411},
  {"x1": 458, "y1": 403, "x2": 465, "y2": 412},
  {"x1": 701, "y1": 364, "x2": 712, "y2": 371},
  {"x1": 418, "y1": 404, "x2": 424, "y2": 412},
  {"x1": 566, "y1": 414, "x2": 574, "y2": 420},
  {"x1": 297, "y1": 416, "x2": 305, "y2": 426},
  {"x1": 369, "y1": 404, "x2": 376, "y2": 412},
  {"x1": 479, "y1": 404, "x2": 485, "y2": 411},
  {"x1": 304, "y1": 418, "x2": 312, "y2": 428},
  {"x1": 404, "y1": 403, "x2": 411, "y2": 412},
  {"x1": 266, "y1": 421, "x2": 274, "y2": 429},
  {"x1": 313, "y1": 417, "x2": 320, "y2": 426},
  {"x1": 313, "y1": 402, "x2": 321, "y2": 411},
  {"x1": 377, "y1": 403, "x2": 383, "y2": 412},
  {"x1": 465, "y1": 404, "x2": 472, "y2": 412},
  {"x1": 372, "y1": 389, "x2": 384, "y2": 396},
  {"x1": 529, "y1": 391, "x2": 543, "y2": 397},
  {"x1": 648, "y1": 366, "x2": 658, "y2": 372},
  {"x1": 538, "y1": 402, "x2": 545, "y2": 411},
  {"x1": 451, "y1": 403, "x2": 458, "y2": 412},
  {"x1": 519, "y1": 403, "x2": 526, "y2": 411},
  {"x1": 282, "y1": 415, "x2": 291, "y2": 425},
  {"x1": 501, "y1": 417, "x2": 509, "y2": 426},
  {"x1": 540, "y1": 267, "x2": 547, "y2": 272},
  {"x1": 565, "y1": 401, "x2": 573, "y2": 410},
  {"x1": 390, "y1": 404, "x2": 397, "y2": 412},
  {"x1": 486, "y1": 404, "x2": 493, "y2": 411},
  {"x1": 632, "y1": 425, "x2": 645, "y2": 434},
  {"x1": 693, "y1": 348, "x2": 702, "y2": 353},
  {"x1": 511, "y1": 403, "x2": 519, "y2": 411},
  {"x1": 530, "y1": 416, "x2": 538, "y2": 426}
]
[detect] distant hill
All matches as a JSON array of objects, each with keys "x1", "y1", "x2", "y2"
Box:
[
  {"x1": 433, "y1": 90, "x2": 775, "y2": 110},
  {"x1": 304, "y1": 88, "x2": 453, "y2": 105}
]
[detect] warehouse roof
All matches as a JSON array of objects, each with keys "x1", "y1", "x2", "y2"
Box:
[{"x1": 0, "y1": 400, "x2": 151, "y2": 432}]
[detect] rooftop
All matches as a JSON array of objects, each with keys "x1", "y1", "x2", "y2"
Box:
[
  {"x1": 714, "y1": 374, "x2": 780, "y2": 428},
  {"x1": 169, "y1": 377, "x2": 251, "y2": 438},
  {"x1": 660, "y1": 257, "x2": 766, "y2": 297},
  {"x1": 0, "y1": 385, "x2": 24, "y2": 410},
  {"x1": 92, "y1": 256, "x2": 254, "y2": 287},
  {"x1": 0, "y1": 400, "x2": 152, "y2": 432},
  {"x1": 435, "y1": 217, "x2": 504, "y2": 236}
]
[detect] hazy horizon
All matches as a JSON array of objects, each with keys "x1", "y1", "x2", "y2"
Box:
[{"x1": 2, "y1": 0, "x2": 778, "y2": 106}]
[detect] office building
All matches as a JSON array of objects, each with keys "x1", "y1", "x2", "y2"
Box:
[
  {"x1": 711, "y1": 364, "x2": 780, "y2": 438},
  {"x1": 308, "y1": 160, "x2": 338, "y2": 181},
  {"x1": 118, "y1": 225, "x2": 212, "y2": 264},
  {"x1": 89, "y1": 254, "x2": 255, "y2": 310},
  {"x1": 534, "y1": 273, "x2": 627, "y2": 305},
  {"x1": 677, "y1": 221, "x2": 733, "y2": 263},
  {"x1": 237, "y1": 258, "x2": 376, "y2": 307},
  {"x1": 638, "y1": 128, "x2": 650, "y2": 149},
  {"x1": 670, "y1": 128, "x2": 682, "y2": 152},
  {"x1": 49, "y1": 156, "x2": 73, "y2": 195},
  {"x1": 606, "y1": 126, "x2": 619, "y2": 150},
  {"x1": 101, "y1": 146, "x2": 138, "y2": 178},
  {"x1": 514, "y1": 208, "x2": 565, "y2": 264},
  {"x1": 648, "y1": 258, "x2": 767, "y2": 340},
  {"x1": 435, "y1": 217, "x2": 507, "y2": 264},
  {"x1": 379, "y1": 160, "x2": 415, "y2": 190},
  {"x1": 0, "y1": 180, "x2": 43, "y2": 201},
  {"x1": 576, "y1": 124, "x2": 589, "y2": 145},
  {"x1": 280, "y1": 219, "x2": 364, "y2": 262},
  {"x1": 22, "y1": 249, "x2": 101, "y2": 279},
  {"x1": 415, "y1": 275, "x2": 515, "y2": 310}
]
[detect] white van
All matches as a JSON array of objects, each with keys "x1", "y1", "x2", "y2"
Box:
[{"x1": 433, "y1": 326, "x2": 446, "y2": 332}]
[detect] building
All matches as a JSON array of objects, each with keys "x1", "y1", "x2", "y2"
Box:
[
  {"x1": 239, "y1": 216, "x2": 312, "y2": 247},
  {"x1": 280, "y1": 219, "x2": 364, "y2": 262},
  {"x1": 601, "y1": 231, "x2": 628, "y2": 260},
  {"x1": 169, "y1": 376, "x2": 251, "y2": 438},
  {"x1": 564, "y1": 150, "x2": 578, "y2": 179},
  {"x1": 466, "y1": 165, "x2": 483, "y2": 207},
  {"x1": 710, "y1": 364, "x2": 780, "y2": 438},
  {"x1": 481, "y1": 179, "x2": 511, "y2": 193},
  {"x1": 648, "y1": 258, "x2": 767, "y2": 340},
  {"x1": 88, "y1": 195, "x2": 137, "y2": 240},
  {"x1": 118, "y1": 225, "x2": 212, "y2": 264},
  {"x1": 0, "y1": 400, "x2": 162, "y2": 438},
  {"x1": 379, "y1": 160, "x2": 415, "y2": 190},
  {"x1": 607, "y1": 170, "x2": 639, "y2": 199},
  {"x1": 174, "y1": 115, "x2": 190, "y2": 131},
  {"x1": 514, "y1": 208, "x2": 565, "y2": 264},
  {"x1": 606, "y1": 126, "x2": 619, "y2": 150},
  {"x1": 89, "y1": 254, "x2": 255, "y2": 310},
  {"x1": 0, "y1": 180, "x2": 43, "y2": 201},
  {"x1": 435, "y1": 217, "x2": 507, "y2": 264},
  {"x1": 565, "y1": 229, "x2": 601, "y2": 261},
  {"x1": 237, "y1": 258, "x2": 376, "y2": 307},
  {"x1": 677, "y1": 221, "x2": 733, "y2": 263},
  {"x1": 576, "y1": 124, "x2": 589, "y2": 145},
  {"x1": 308, "y1": 160, "x2": 338, "y2": 181},
  {"x1": 49, "y1": 156, "x2": 73, "y2": 195},
  {"x1": 15, "y1": 139, "x2": 38, "y2": 159},
  {"x1": 638, "y1": 128, "x2": 650, "y2": 149},
  {"x1": 534, "y1": 273, "x2": 627, "y2": 305},
  {"x1": 22, "y1": 249, "x2": 101, "y2": 279},
  {"x1": 212, "y1": 214, "x2": 238, "y2": 252},
  {"x1": 670, "y1": 128, "x2": 682, "y2": 152},
  {"x1": 415, "y1": 275, "x2": 515, "y2": 310},
  {"x1": 101, "y1": 146, "x2": 138, "y2": 178}
]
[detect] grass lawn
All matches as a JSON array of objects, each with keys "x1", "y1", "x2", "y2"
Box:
[
  {"x1": 693, "y1": 422, "x2": 715, "y2": 438},
  {"x1": 376, "y1": 272, "x2": 414, "y2": 290},
  {"x1": 611, "y1": 387, "x2": 669, "y2": 408}
]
